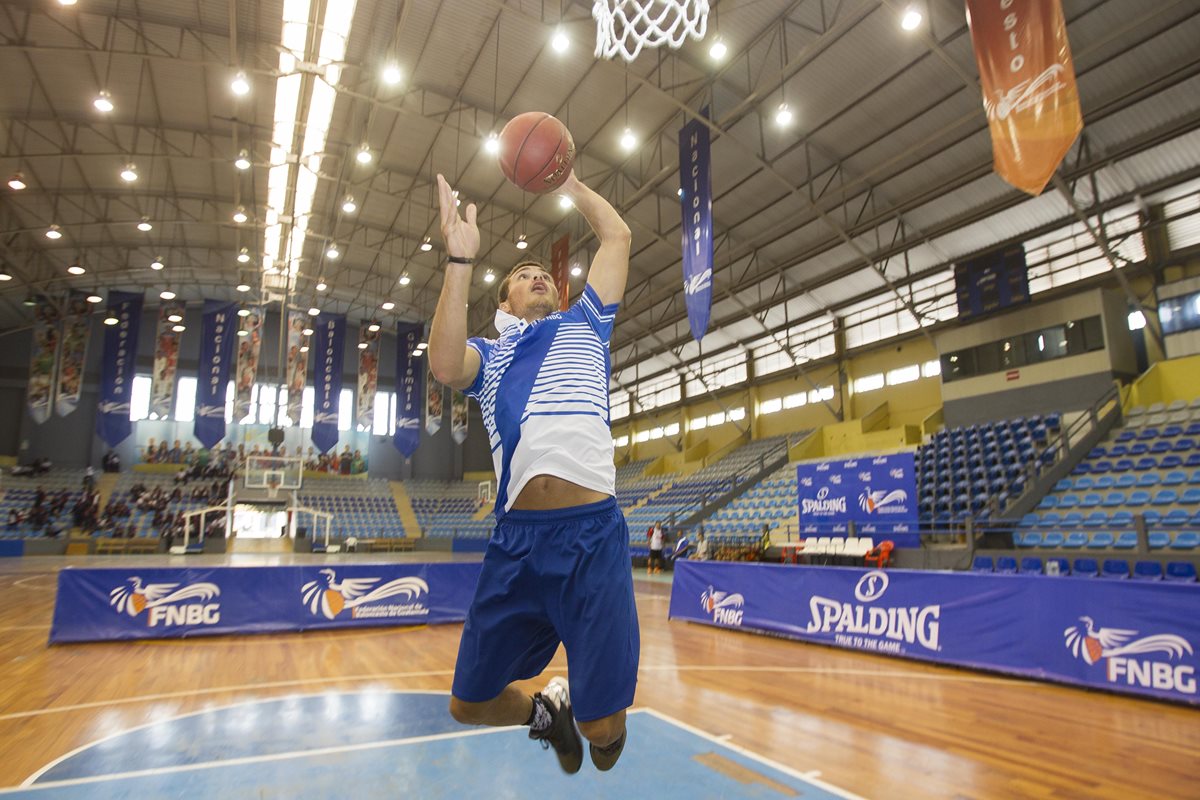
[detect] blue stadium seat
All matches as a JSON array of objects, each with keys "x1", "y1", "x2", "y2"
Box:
[
  {"x1": 1181, "y1": 488, "x2": 1200, "y2": 505},
  {"x1": 1101, "y1": 559, "x2": 1130, "y2": 579},
  {"x1": 1171, "y1": 532, "x2": 1200, "y2": 550},
  {"x1": 1091, "y1": 460, "x2": 1113, "y2": 474},
  {"x1": 1082, "y1": 512, "x2": 1108, "y2": 528},
  {"x1": 1163, "y1": 510, "x2": 1190, "y2": 527},
  {"x1": 1087, "y1": 532, "x2": 1114, "y2": 549},
  {"x1": 1136, "y1": 473, "x2": 1159, "y2": 488},
  {"x1": 971, "y1": 556, "x2": 993, "y2": 572},
  {"x1": 1054, "y1": 478, "x2": 1073, "y2": 492},
  {"x1": 1112, "y1": 459, "x2": 1135, "y2": 473},
  {"x1": 1079, "y1": 493, "x2": 1102, "y2": 508},
  {"x1": 1128, "y1": 443, "x2": 1149, "y2": 456},
  {"x1": 996, "y1": 556, "x2": 1018, "y2": 574},
  {"x1": 1038, "y1": 495, "x2": 1058, "y2": 510},
  {"x1": 1063, "y1": 531, "x2": 1088, "y2": 548},
  {"x1": 1094, "y1": 475, "x2": 1116, "y2": 489},
  {"x1": 1042, "y1": 531, "x2": 1064, "y2": 547},
  {"x1": 1150, "y1": 441, "x2": 1172, "y2": 455},
  {"x1": 1160, "y1": 455, "x2": 1184, "y2": 469},
  {"x1": 1115, "y1": 474, "x2": 1137, "y2": 489},
  {"x1": 1132, "y1": 561, "x2": 1163, "y2": 581},
  {"x1": 1020, "y1": 557, "x2": 1043, "y2": 574},
  {"x1": 1165, "y1": 562, "x2": 1198, "y2": 582},
  {"x1": 1127, "y1": 490, "x2": 1151, "y2": 506},
  {"x1": 1113, "y1": 532, "x2": 1138, "y2": 549},
  {"x1": 1163, "y1": 470, "x2": 1188, "y2": 486},
  {"x1": 1101, "y1": 491, "x2": 1125, "y2": 508},
  {"x1": 1149, "y1": 531, "x2": 1173, "y2": 549},
  {"x1": 1191, "y1": 470, "x2": 1200, "y2": 485},
  {"x1": 1187, "y1": 454, "x2": 1200, "y2": 469},
  {"x1": 1138, "y1": 427, "x2": 1160, "y2": 440},
  {"x1": 1038, "y1": 513, "x2": 1060, "y2": 528},
  {"x1": 1134, "y1": 457, "x2": 1159, "y2": 471},
  {"x1": 1115, "y1": 430, "x2": 1136, "y2": 443},
  {"x1": 1058, "y1": 494, "x2": 1079, "y2": 509},
  {"x1": 1152, "y1": 489, "x2": 1179, "y2": 505},
  {"x1": 1017, "y1": 531, "x2": 1042, "y2": 547},
  {"x1": 1072, "y1": 558, "x2": 1099, "y2": 577}
]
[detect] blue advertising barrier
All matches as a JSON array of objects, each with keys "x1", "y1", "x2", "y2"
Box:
[
  {"x1": 797, "y1": 453, "x2": 920, "y2": 547},
  {"x1": 50, "y1": 562, "x2": 482, "y2": 644},
  {"x1": 670, "y1": 560, "x2": 1200, "y2": 705}
]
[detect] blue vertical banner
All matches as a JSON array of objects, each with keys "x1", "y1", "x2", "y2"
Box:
[
  {"x1": 311, "y1": 314, "x2": 346, "y2": 453},
  {"x1": 96, "y1": 291, "x2": 144, "y2": 447},
  {"x1": 796, "y1": 453, "x2": 919, "y2": 545},
  {"x1": 679, "y1": 107, "x2": 713, "y2": 342},
  {"x1": 194, "y1": 299, "x2": 238, "y2": 449},
  {"x1": 393, "y1": 322, "x2": 423, "y2": 458}
]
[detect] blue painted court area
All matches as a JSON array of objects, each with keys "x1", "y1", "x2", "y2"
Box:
[{"x1": 5, "y1": 691, "x2": 856, "y2": 799}]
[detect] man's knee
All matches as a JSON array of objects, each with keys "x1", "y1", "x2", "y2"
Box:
[
  {"x1": 577, "y1": 711, "x2": 625, "y2": 747},
  {"x1": 449, "y1": 696, "x2": 489, "y2": 725}
]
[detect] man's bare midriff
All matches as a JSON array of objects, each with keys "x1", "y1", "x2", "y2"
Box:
[{"x1": 511, "y1": 474, "x2": 608, "y2": 510}]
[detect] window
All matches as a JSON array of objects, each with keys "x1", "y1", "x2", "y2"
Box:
[
  {"x1": 175, "y1": 377, "x2": 197, "y2": 422},
  {"x1": 129, "y1": 375, "x2": 152, "y2": 421},
  {"x1": 759, "y1": 397, "x2": 783, "y2": 415},
  {"x1": 843, "y1": 270, "x2": 958, "y2": 350},
  {"x1": 610, "y1": 389, "x2": 630, "y2": 421},
  {"x1": 1025, "y1": 204, "x2": 1146, "y2": 295},
  {"x1": 886, "y1": 365, "x2": 920, "y2": 386},
  {"x1": 1160, "y1": 290, "x2": 1200, "y2": 335},
  {"x1": 689, "y1": 416, "x2": 707, "y2": 431},
  {"x1": 942, "y1": 316, "x2": 1105, "y2": 382},
  {"x1": 808, "y1": 386, "x2": 834, "y2": 404},
  {"x1": 783, "y1": 392, "x2": 807, "y2": 409},
  {"x1": 338, "y1": 388, "x2": 353, "y2": 431},
  {"x1": 635, "y1": 376, "x2": 680, "y2": 413},
  {"x1": 1164, "y1": 191, "x2": 1200, "y2": 252},
  {"x1": 708, "y1": 411, "x2": 726, "y2": 427},
  {"x1": 922, "y1": 359, "x2": 941, "y2": 378},
  {"x1": 685, "y1": 352, "x2": 746, "y2": 397},
  {"x1": 300, "y1": 387, "x2": 315, "y2": 429},
  {"x1": 728, "y1": 407, "x2": 745, "y2": 422},
  {"x1": 752, "y1": 318, "x2": 838, "y2": 377},
  {"x1": 853, "y1": 373, "x2": 885, "y2": 393},
  {"x1": 614, "y1": 435, "x2": 629, "y2": 448},
  {"x1": 665, "y1": 422, "x2": 680, "y2": 436},
  {"x1": 373, "y1": 393, "x2": 395, "y2": 436},
  {"x1": 635, "y1": 430, "x2": 650, "y2": 443}
]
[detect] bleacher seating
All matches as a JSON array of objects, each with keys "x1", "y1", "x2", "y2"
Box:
[
  {"x1": 299, "y1": 477, "x2": 405, "y2": 539},
  {"x1": 703, "y1": 461, "x2": 799, "y2": 538},
  {"x1": 107, "y1": 471, "x2": 224, "y2": 538},
  {"x1": 0, "y1": 469, "x2": 88, "y2": 538},
  {"x1": 917, "y1": 413, "x2": 1062, "y2": 527},
  {"x1": 406, "y1": 480, "x2": 489, "y2": 539}
]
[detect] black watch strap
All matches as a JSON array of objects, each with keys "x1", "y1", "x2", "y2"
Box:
[{"x1": 447, "y1": 255, "x2": 475, "y2": 264}]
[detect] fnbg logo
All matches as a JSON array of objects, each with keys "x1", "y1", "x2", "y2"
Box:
[
  {"x1": 109, "y1": 577, "x2": 221, "y2": 628},
  {"x1": 1064, "y1": 617, "x2": 1195, "y2": 695},
  {"x1": 700, "y1": 585, "x2": 744, "y2": 627}
]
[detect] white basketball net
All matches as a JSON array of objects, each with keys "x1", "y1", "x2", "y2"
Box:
[{"x1": 593, "y1": 0, "x2": 709, "y2": 62}]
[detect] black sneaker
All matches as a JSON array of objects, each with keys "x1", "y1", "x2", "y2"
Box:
[
  {"x1": 528, "y1": 677, "x2": 583, "y2": 775},
  {"x1": 589, "y1": 728, "x2": 626, "y2": 771}
]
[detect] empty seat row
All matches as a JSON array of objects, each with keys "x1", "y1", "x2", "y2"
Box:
[{"x1": 973, "y1": 555, "x2": 1197, "y2": 581}]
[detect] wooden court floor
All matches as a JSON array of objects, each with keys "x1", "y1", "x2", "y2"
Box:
[{"x1": 0, "y1": 555, "x2": 1197, "y2": 799}]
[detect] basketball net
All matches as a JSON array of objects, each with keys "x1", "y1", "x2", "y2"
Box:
[
  {"x1": 593, "y1": 0, "x2": 709, "y2": 62},
  {"x1": 266, "y1": 476, "x2": 281, "y2": 501}
]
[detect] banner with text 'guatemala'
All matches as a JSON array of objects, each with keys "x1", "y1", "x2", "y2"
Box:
[
  {"x1": 194, "y1": 300, "x2": 238, "y2": 448},
  {"x1": 796, "y1": 452, "x2": 918, "y2": 545},
  {"x1": 678, "y1": 107, "x2": 713, "y2": 342},
  {"x1": 96, "y1": 291, "x2": 143, "y2": 447}
]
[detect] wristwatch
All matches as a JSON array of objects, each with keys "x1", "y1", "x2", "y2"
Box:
[{"x1": 447, "y1": 256, "x2": 475, "y2": 264}]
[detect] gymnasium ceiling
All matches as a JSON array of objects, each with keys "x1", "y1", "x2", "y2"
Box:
[{"x1": 1, "y1": 0, "x2": 1199, "y2": 389}]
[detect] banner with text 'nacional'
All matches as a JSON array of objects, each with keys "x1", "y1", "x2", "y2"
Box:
[
  {"x1": 679, "y1": 108, "x2": 713, "y2": 342},
  {"x1": 966, "y1": 0, "x2": 1083, "y2": 196},
  {"x1": 194, "y1": 300, "x2": 238, "y2": 449},
  {"x1": 55, "y1": 291, "x2": 91, "y2": 417},
  {"x1": 311, "y1": 314, "x2": 346, "y2": 454},
  {"x1": 96, "y1": 291, "x2": 143, "y2": 447},
  {"x1": 393, "y1": 322, "x2": 423, "y2": 458},
  {"x1": 151, "y1": 300, "x2": 185, "y2": 419}
]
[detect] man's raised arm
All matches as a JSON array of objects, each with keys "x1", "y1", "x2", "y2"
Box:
[
  {"x1": 429, "y1": 173, "x2": 482, "y2": 391},
  {"x1": 559, "y1": 173, "x2": 632, "y2": 307}
]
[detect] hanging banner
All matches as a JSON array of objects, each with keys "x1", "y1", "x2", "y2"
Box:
[
  {"x1": 550, "y1": 233, "x2": 571, "y2": 311},
  {"x1": 55, "y1": 291, "x2": 90, "y2": 417},
  {"x1": 27, "y1": 297, "x2": 60, "y2": 424},
  {"x1": 96, "y1": 291, "x2": 143, "y2": 447},
  {"x1": 235, "y1": 306, "x2": 263, "y2": 422},
  {"x1": 194, "y1": 300, "x2": 238, "y2": 449},
  {"x1": 150, "y1": 300, "x2": 185, "y2": 419},
  {"x1": 311, "y1": 314, "x2": 346, "y2": 454},
  {"x1": 286, "y1": 311, "x2": 308, "y2": 424},
  {"x1": 425, "y1": 366, "x2": 444, "y2": 436},
  {"x1": 679, "y1": 108, "x2": 714, "y2": 342},
  {"x1": 357, "y1": 320, "x2": 380, "y2": 430},
  {"x1": 393, "y1": 322, "x2": 423, "y2": 457},
  {"x1": 451, "y1": 390, "x2": 468, "y2": 444},
  {"x1": 966, "y1": 0, "x2": 1083, "y2": 196}
]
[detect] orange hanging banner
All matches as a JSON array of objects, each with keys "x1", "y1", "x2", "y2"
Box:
[
  {"x1": 550, "y1": 233, "x2": 571, "y2": 311},
  {"x1": 966, "y1": 0, "x2": 1083, "y2": 196}
]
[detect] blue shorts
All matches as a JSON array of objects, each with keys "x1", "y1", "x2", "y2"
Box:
[{"x1": 451, "y1": 497, "x2": 640, "y2": 722}]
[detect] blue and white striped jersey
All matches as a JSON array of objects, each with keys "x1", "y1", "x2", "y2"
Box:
[{"x1": 465, "y1": 285, "x2": 617, "y2": 518}]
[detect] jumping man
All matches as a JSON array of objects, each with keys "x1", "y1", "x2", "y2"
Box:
[{"x1": 429, "y1": 170, "x2": 638, "y2": 775}]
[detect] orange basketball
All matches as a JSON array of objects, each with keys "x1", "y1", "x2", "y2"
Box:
[{"x1": 498, "y1": 112, "x2": 575, "y2": 193}]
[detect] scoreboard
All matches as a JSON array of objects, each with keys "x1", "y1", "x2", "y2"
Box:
[{"x1": 954, "y1": 245, "x2": 1030, "y2": 320}]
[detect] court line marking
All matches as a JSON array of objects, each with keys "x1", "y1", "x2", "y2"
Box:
[
  {"x1": 0, "y1": 662, "x2": 1053, "y2": 724},
  {"x1": 20, "y1": 689, "x2": 455, "y2": 788},
  {"x1": 5, "y1": 724, "x2": 516, "y2": 793},
  {"x1": 642, "y1": 708, "x2": 865, "y2": 800}
]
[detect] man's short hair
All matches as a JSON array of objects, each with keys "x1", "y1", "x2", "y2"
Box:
[{"x1": 497, "y1": 260, "x2": 553, "y2": 305}]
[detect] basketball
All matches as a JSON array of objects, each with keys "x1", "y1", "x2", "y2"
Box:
[{"x1": 498, "y1": 112, "x2": 575, "y2": 193}]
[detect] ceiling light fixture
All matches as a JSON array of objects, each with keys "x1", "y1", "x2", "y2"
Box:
[
  {"x1": 484, "y1": 133, "x2": 500, "y2": 155},
  {"x1": 381, "y1": 301, "x2": 395, "y2": 311},
  {"x1": 120, "y1": 164, "x2": 138, "y2": 182},
  {"x1": 308, "y1": 307, "x2": 320, "y2": 316},
  {"x1": 7, "y1": 173, "x2": 26, "y2": 191},
  {"x1": 172, "y1": 324, "x2": 186, "y2": 333},
  {"x1": 558, "y1": 195, "x2": 573, "y2": 209},
  {"x1": 551, "y1": 28, "x2": 569, "y2": 53},
  {"x1": 367, "y1": 321, "x2": 380, "y2": 333},
  {"x1": 315, "y1": 280, "x2": 328, "y2": 292},
  {"x1": 356, "y1": 145, "x2": 373, "y2": 164},
  {"x1": 237, "y1": 329, "x2": 249, "y2": 337},
  {"x1": 232, "y1": 206, "x2": 248, "y2": 224},
  {"x1": 160, "y1": 290, "x2": 176, "y2": 300},
  {"x1": 235, "y1": 150, "x2": 252, "y2": 170},
  {"x1": 67, "y1": 263, "x2": 86, "y2": 275},
  {"x1": 397, "y1": 273, "x2": 410, "y2": 287},
  {"x1": 382, "y1": 63, "x2": 402, "y2": 85},
  {"x1": 325, "y1": 243, "x2": 340, "y2": 260},
  {"x1": 237, "y1": 308, "x2": 250, "y2": 317},
  {"x1": 299, "y1": 345, "x2": 309, "y2": 353},
  {"x1": 137, "y1": 217, "x2": 153, "y2": 232},
  {"x1": 104, "y1": 315, "x2": 119, "y2": 326},
  {"x1": 150, "y1": 256, "x2": 165, "y2": 270},
  {"x1": 357, "y1": 341, "x2": 368, "y2": 350},
  {"x1": 237, "y1": 247, "x2": 251, "y2": 263},
  {"x1": 93, "y1": 91, "x2": 114, "y2": 112},
  {"x1": 86, "y1": 293, "x2": 102, "y2": 303},
  {"x1": 901, "y1": 5, "x2": 923, "y2": 31},
  {"x1": 483, "y1": 269, "x2": 495, "y2": 284},
  {"x1": 231, "y1": 71, "x2": 251, "y2": 96},
  {"x1": 709, "y1": 38, "x2": 727, "y2": 60},
  {"x1": 45, "y1": 225, "x2": 63, "y2": 240},
  {"x1": 570, "y1": 265, "x2": 583, "y2": 277},
  {"x1": 341, "y1": 195, "x2": 357, "y2": 214},
  {"x1": 0, "y1": 269, "x2": 12, "y2": 282},
  {"x1": 302, "y1": 327, "x2": 314, "y2": 336},
  {"x1": 775, "y1": 103, "x2": 793, "y2": 127},
  {"x1": 167, "y1": 312, "x2": 183, "y2": 323},
  {"x1": 515, "y1": 234, "x2": 528, "y2": 250},
  {"x1": 419, "y1": 237, "x2": 432, "y2": 252},
  {"x1": 236, "y1": 283, "x2": 251, "y2": 292},
  {"x1": 59, "y1": 0, "x2": 79, "y2": 6},
  {"x1": 619, "y1": 128, "x2": 637, "y2": 151}
]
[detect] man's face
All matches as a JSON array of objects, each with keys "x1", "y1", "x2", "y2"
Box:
[{"x1": 500, "y1": 265, "x2": 559, "y2": 321}]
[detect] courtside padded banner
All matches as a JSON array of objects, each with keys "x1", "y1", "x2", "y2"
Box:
[
  {"x1": 795, "y1": 453, "x2": 918, "y2": 546},
  {"x1": 393, "y1": 322, "x2": 423, "y2": 457},
  {"x1": 96, "y1": 291, "x2": 144, "y2": 447},
  {"x1": 425, "y1": 366, "x2": 444, "y2": 436},
  {"x1": 966, "y1": 0, "x2": 1082, "y2": 195},
  {"x1": 311, "y1": 313, "x2": 346, "y2": 454},
  {"x1": 49, "y1": 562, "x2": 483, "y2": 643},
  {"x1": 670, "y1": 562, "x2": 1200, "y2": 706},
  {"x1": 151, "y1": 300, "x2": 185, "y2": 419},
  {"x1": 194, "y1": 299, "x2": 238, "y2": 449},
  {"x1": 55, "y1": 291, "x2": 90, "y2": 417},
  {"x1": 27, "y1": 297, "x2": 60, "y2": 424},
  {"x1": 679, "y1": 109, "x2": 713, "y2": 342},
  {"x1": 550, "y1": 233, "x2": 571, "y2": 311},
  {"x1": 357, "y1": 320, "x2": 380, "y2": 429},
  {"x1": 235, "y1": 306, "x2": 263, "y2": 422}
]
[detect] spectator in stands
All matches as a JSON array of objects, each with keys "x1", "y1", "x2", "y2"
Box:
[
  {"x1": 693, "y1": 531, "x2": 709, "y2": 561},
  {"x1": 83, "y1": 465, "x2": 96, "y2": 491},
  {"x1": 129, "y1": 481, "x2": 146, "y2": 501},
  {"x1": 169, "y1": 440, "x2": 183, "y2": 463},
  {"x1": 351, "y1": 450, "x2": 366, "y2": 474},
  {"x1": 156, "y1": 441, "x2": 169, "y2": 463},
  {"x1": 174, "y1": 466, "x2": 188, "y2": 485},
  {"x1": 340, "y1": 446, "x2": 353, "y2": 475},
  {"x1": 182, "y1": 442, "x2": 195, "y2": 464},
  {"x1": 7, "y1": 509, "x2": 20, "y2": 529},
  {"x1": 34, "y1": 487, "x2": 46, "y2": 509},
  {"x1": 102, "y1": 450, "x2": 120, "y2": 473},
  {"x1": 648, "y1": 522, "x2": 665, "y2": 574}
]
